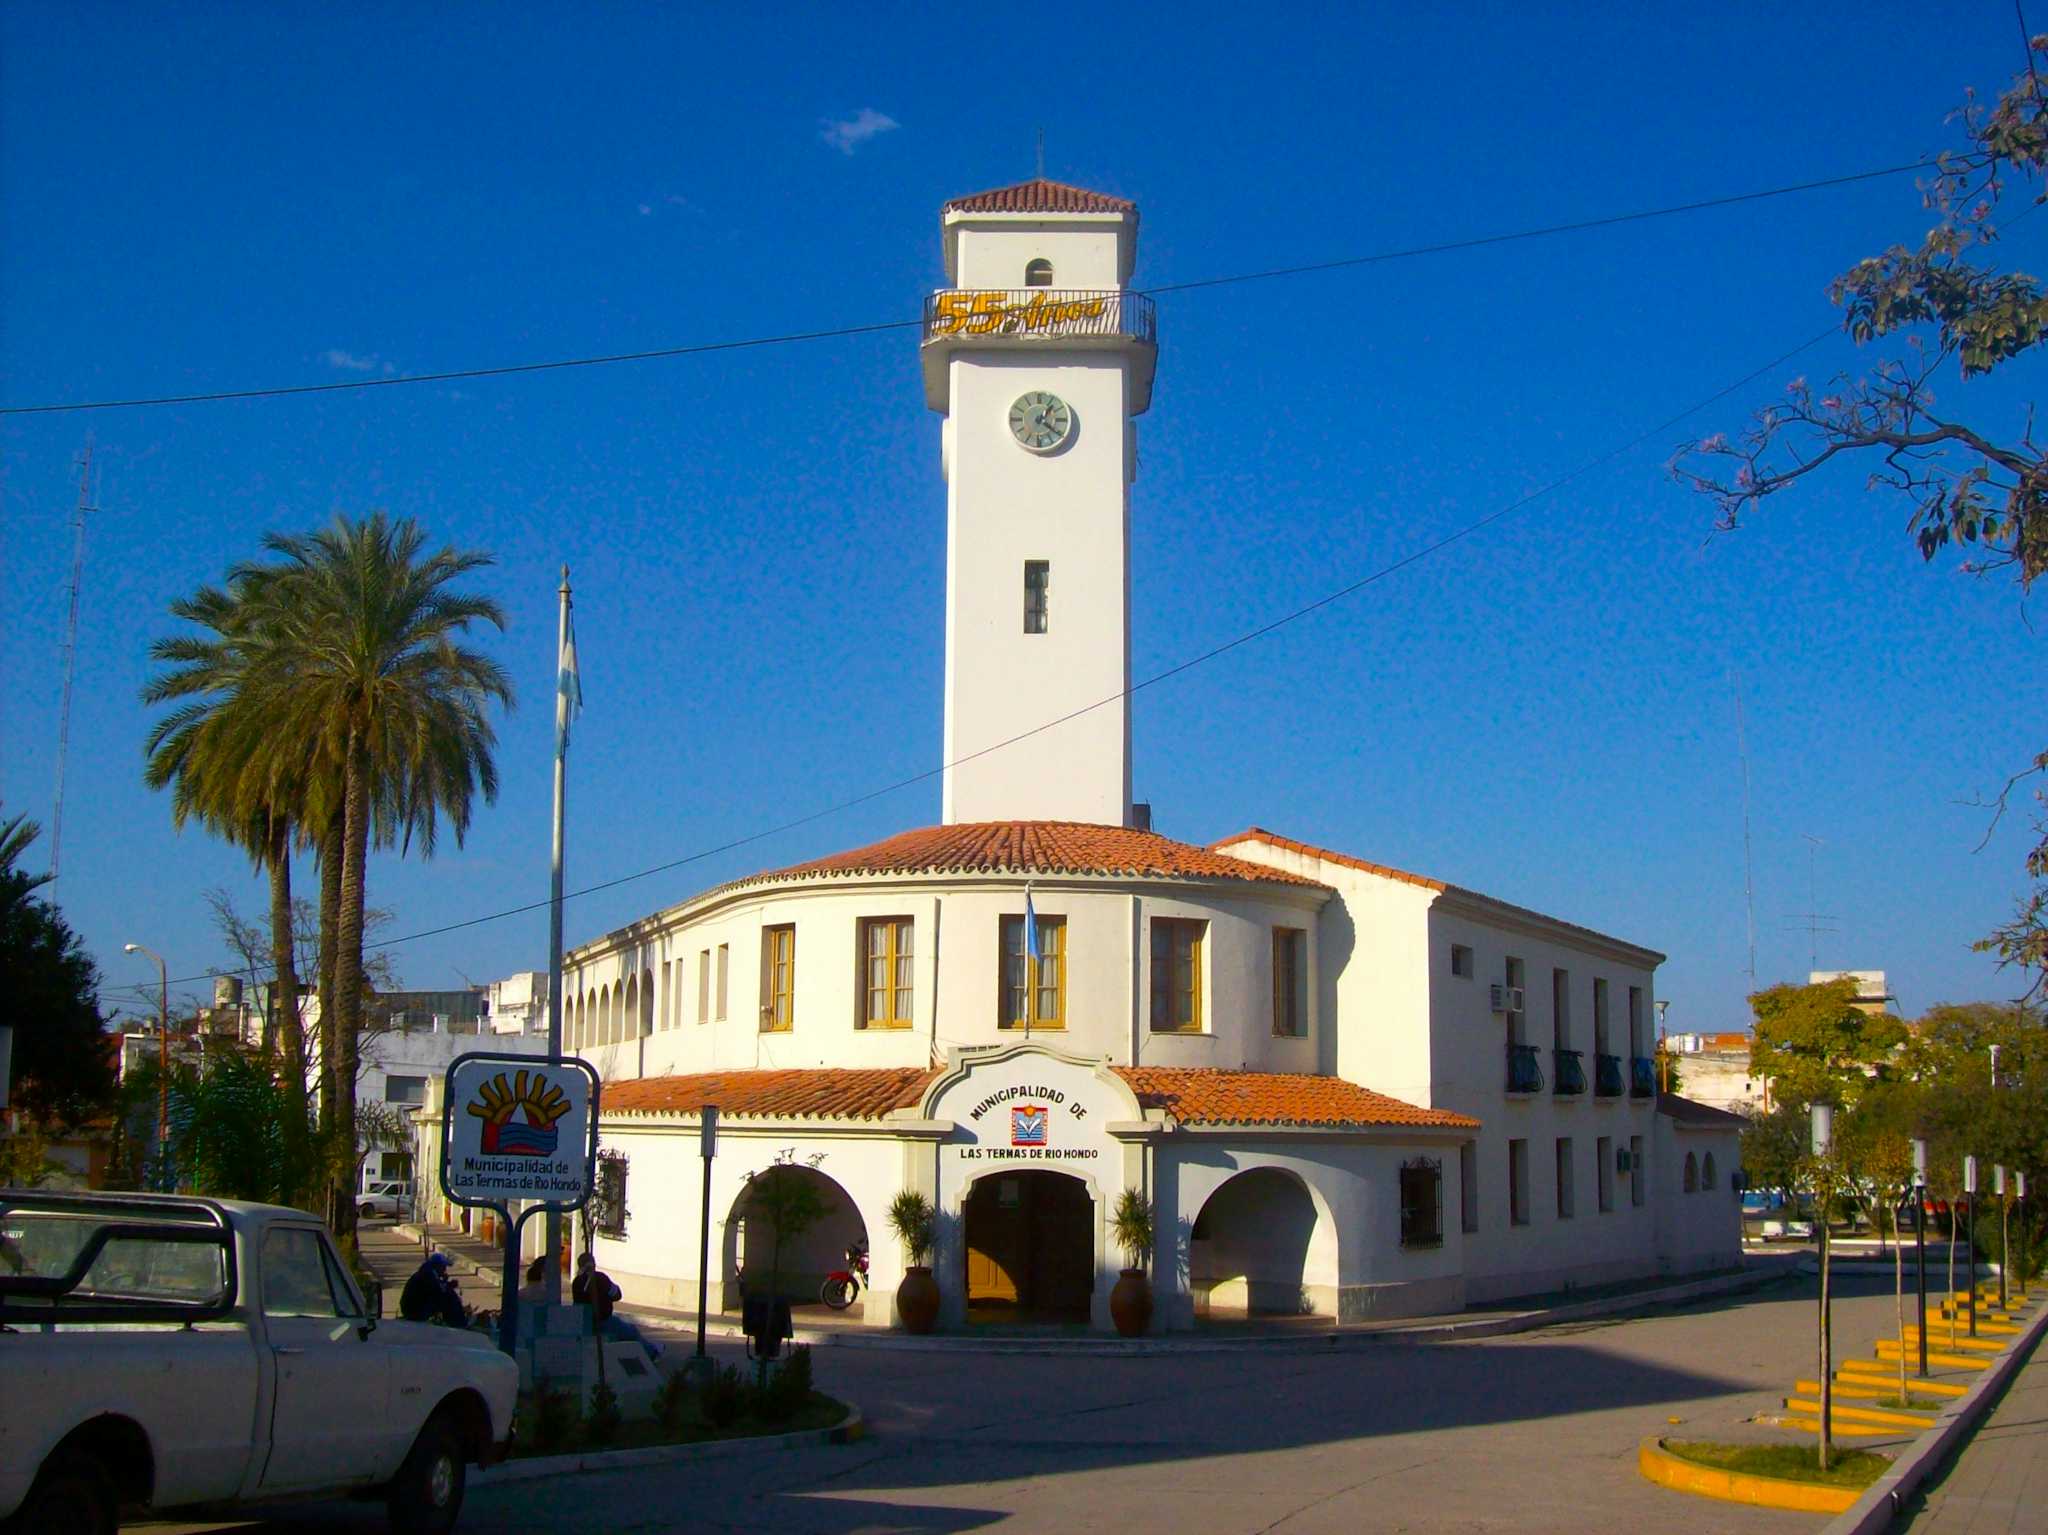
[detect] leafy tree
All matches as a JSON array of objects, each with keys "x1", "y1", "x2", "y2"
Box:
[
  {"x1": 1740, "y1": 1102, "x2": 1809, "y2": 1204},
  {"x1": 739, "y1": 1153, "x2": 828, "y2": 1301},
  {"x1": 1748, "y1": 977, "x2": 1906, "y2": 1112},
  {"x1": 0, "y1": 815, "x2": 115, "y2": 1127},
  {"x1": 1674, "y1": 50, "x2": 2048, "y2": 989}
]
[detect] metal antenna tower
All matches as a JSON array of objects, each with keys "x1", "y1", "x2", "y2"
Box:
[
  {"x1": 1783, "y1": 832, "x2": 1838, "y2": 971},
  {"x1": 50, "y1": 438, "x2": 95, "y2": 898},
  {"x1": 1733, "y1": 677, "x2": 1757, "y2": 986}
]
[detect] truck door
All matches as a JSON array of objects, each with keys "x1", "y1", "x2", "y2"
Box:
[{"x1": 257, "y1": 1224, "x2": 392, "y2": 1490}]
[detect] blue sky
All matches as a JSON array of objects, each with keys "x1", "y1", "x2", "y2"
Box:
[{"x1": 3, "y1": 3, "x2": 2042, "y2": 1033}]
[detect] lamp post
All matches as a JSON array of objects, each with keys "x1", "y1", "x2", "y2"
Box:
[
  {"x1": 1811, "y1": 1104, "x2": 1836, "y2": 1469},
  {"x1": 1964, "y1": 1155, "x2": 1979, "y2": 1338},
  {"x1": 1912, "y1": 1138, "x2": 1929, "y2": 1378},
  {"x1": 123, "y1": 942, "x2": 170, "y2": 1191},
  {"x1": 1995, "y1": 1165, "x2": 2009, "y2": 1312}
]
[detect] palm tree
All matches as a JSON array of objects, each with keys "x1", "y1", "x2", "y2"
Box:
[{"x1": 250, "y1": 513, "x2": 513, "y2": 1238}]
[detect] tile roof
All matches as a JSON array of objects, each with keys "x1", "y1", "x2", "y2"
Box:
[
  {"x1": 603, "y1": 1067, "x2": 935, "y2": 1121},
  {"x1": 1210, "y1": 827, "x2": 1446, "y2": 892},
  {"x1": 745, "y1": 821, "x2": 1328, "y2": 890},
  {"x1": 1656, "y1": 1094, "x2": 1749, "y2": 1131},
  {"x1": 944, "y1": 178, "x2": 1136, "y2": 215},
  {"x1": 1116, "y1": 1068, "x2": 1478, "y2": 1130},
  {"x1": 599, "y1": 1064, "x2": 1475, "y2": 1133}
]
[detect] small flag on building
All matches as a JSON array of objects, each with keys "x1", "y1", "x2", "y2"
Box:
[{"x1": 1023, "y1": 884, "x2": 1039, "y2": 1039}]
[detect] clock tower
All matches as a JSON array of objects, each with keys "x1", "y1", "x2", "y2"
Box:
[{"x1": 923, "y1": 179, "x2": 1158, "y2": 827}]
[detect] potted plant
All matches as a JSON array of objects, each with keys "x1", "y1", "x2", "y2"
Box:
[
  {"x1": 887, "y1": 1190, "x2": 940, "y2": 1334},
  {"x1": 1109, "y1": 1188, "x2": 1155, "y2": 1337}
]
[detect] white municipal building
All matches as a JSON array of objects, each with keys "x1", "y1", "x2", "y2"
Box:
[{"x1": 491, "y1": 180, "x2": 1740, "y2": 1331}]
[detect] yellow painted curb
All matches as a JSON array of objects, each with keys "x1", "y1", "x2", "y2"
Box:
[
  {"x1": 1901, "y1": 1331, "x2": 2004, "y2": 1352},
  {"x1": 1638, "y1": 1439, "x2": 1860, "y2": 1514},
  {"x1": 1783, "y1": 1398, "x2": 1937, "y2": 1429},
  {"x1": 1765, "y1": 1414, "x2": 1905, "y2": 1439},
  {"x1": 1874, "y1": 1346, "x2": 1988, "y2": 1371},
  {"x1": 1814, "y1": 1374, "x2": 1969, "y2": 1399}
]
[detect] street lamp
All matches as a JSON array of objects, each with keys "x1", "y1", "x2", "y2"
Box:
[
  {"x1": 1995, "y1": 1165, "x2": 2009, "y2": 1312},
  {"x1": 124, "y1": 942, "x2": 169, "y2": 1191},
  {"x1": 1964, "y1": 1155, "x2": 1979, "y2": 1338},
  {"x1": 1911, "y1": 1138, "x2": 1929, "y2": 1378}
]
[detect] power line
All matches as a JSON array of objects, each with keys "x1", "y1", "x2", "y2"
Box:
[
  {"x1": 1, "y1": 160, "x2": 1926, "y2": 418},
  {"x1": 147, "y1": 319, "x2": 1841, "y2": 989}
]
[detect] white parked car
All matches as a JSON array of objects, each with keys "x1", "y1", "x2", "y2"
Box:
[
  {"x1": 0, "y1": 1190, "x2": 517, "y2": 1534},
  {"x1": 360, "y1": 1180, "x2": 415, "y2": 1220}
]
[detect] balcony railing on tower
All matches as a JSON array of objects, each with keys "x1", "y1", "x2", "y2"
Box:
[
  {"x1": 1552, "y1": 1048, "x2": 1587, "y2": 1096},
  {"x1": 1629, "y1": 1056, "x2": 1657, "y2": 1098},
  {"x1": 919, "y1": 288, "x2": 1159, "y2": 413},
  {"x1": 1594, "y1": 1053, "x2": 1625, "y2": 1097},
  {"x1": 1505, "y1": 1042, "x2": 1544, "y2": 1095}
]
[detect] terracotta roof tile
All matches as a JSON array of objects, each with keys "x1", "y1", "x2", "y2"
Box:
[
  {"x1": 1211, "y1": 827, "x2": 1446, "y2": 892},
  {"x1": 944, "y1": 178, "x2": 1135, "y2": 215},
  {"x1": 1115, "y1": 1068, "x2": 1478, "y2": 1130},
  {"x1": 743, "y1": 821, "x2": 1327, "y2": 890},
  {"x1": 599, "y1": 1064, "x2": 1474, "y2": 1133},
  {"x1": 603, "y1": 1067, "x2": 935, "y2": 1121}
]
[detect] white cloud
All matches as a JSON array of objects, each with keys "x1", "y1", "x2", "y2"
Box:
[
  {"x1": 638, "y1": 202, "x2": 653, "y2": 216},
  {"x1": 820, "y1": 107, "x2": 899, "y2": 156},
  {"x1": 324, "y1": 348, "x2": 379, "y2": 372}
]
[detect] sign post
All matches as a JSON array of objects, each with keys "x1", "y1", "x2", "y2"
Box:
[
  {"x1": 695, "y1": 1106, "x2": 718, "y2": 1373},
  {"x1": 438, "y1": 1052, "x2": 601, "y2": 1357}
]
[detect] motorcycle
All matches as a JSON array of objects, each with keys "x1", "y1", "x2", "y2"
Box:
[{"x1": 821, "y1": 1243, "x2": 869, "y2": 1310}]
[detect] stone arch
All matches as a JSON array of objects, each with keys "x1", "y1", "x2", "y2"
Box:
[
  {"x1": 623, "y1": 974, "x2": 639, "y2": 1044},
  {"x1": 1025, "y1": 256, "x2": 1054, "y2": 287},
  {"x1": 1702, "y1": 1151, "x2": 1717, "y2": 1190},
  {"x1": 1189, "y1": 1166, "x2": 1338, "y2": 1318},
  {"x1": 1683, "y1": 1151, "x2": 1699, "y2": 1193},
  {"x1": 604, "y1": 981, "x2": 618, "y2": 1045},
  {"x1": 641, "y1": 967, "x2": 654, "y2": 1037},
  {"x1": 721, "y1": 1162, "x2": 869, "y2": 1311}
]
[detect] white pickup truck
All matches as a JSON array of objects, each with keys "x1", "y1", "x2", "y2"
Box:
[{"x1": 0, "y1": 1190, "x2": 518, "y2": 1535}]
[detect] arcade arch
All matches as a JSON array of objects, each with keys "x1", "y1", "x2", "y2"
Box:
[
  {"x1": 721, "y1": 1163, "x2": 868, "y2": 1311},
  {"x1": 963, "y1": 1168, "x2": 1094, "y2": 1322},
  {"x1": 1189, "y1": 1166, "x2": 1336, "y2": 1318}
]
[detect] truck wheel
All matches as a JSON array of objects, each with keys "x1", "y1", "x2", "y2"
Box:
[
  {"x1": 361, "y1": 1201, "x2": 377, "y2": 1219},
  {"x1": 10, "y1": 1452, "x2": 115, "y2": 1535},
  {"x1": 386, "y1": 1413, "x2": 465, "y2": 1535}
]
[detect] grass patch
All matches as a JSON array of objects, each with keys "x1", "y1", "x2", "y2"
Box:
[
  {"x1": 1869, "y1": 1397, "x2": 1945, "y2": 1413},
  {"x1": 1664, "y1": 1441, "x2": 1892, "y2": 1490},
  {"x1": 508, "y1": 1389, "x2": 846, "y2": 1459}
]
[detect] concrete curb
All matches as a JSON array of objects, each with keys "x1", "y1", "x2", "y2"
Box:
[
  {"x1": 627, "y1": 1261, "x2": 1799, "y2": 1357},
  {"x1": 1638, "y1": 1437, "x2": 1860, "y2": 1515},
  {"x1": 474, "y1": 1404, "x2": 865, "y2": 1486},
  {"x1": 1815, "y1": 1294, "x2": 2048, "y2": 1535}
]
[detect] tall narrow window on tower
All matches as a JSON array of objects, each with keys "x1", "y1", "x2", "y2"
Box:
[
  {"x1": 1023, "y1": 561, "x2": 1049, "y2": 634},
  {"x1": 1024, "y1": 257, "x2": 1054, "y2": 286}
]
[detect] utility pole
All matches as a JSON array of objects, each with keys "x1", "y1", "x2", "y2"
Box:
[
  {"x1": 544, "y1": 567, "x2": 577, "y2": 1307},
  {"x1": 50, "y1": 439, "x2": 96, "y2": 900}
]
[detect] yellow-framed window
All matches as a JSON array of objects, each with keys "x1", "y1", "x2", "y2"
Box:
[
  {"x1": 998, "y1": 914, "x2": 1065, "y2": 1029},
  {"x1": 1272, "y1": 926, "x2": 1306, "y2": 1037},
  {"x1": 1149, "y1": 917, "x2": 1204, "y2": 1033},
  {"x1": 859, "y1": 917, "x2": 915, "y2": 1029},
  {"x1": 760, "y1": 924, "x2": 794, "y2": 1032}
]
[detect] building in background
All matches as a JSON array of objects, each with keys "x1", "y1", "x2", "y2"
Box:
[{"x1": 1663, "y1": 1032, "x2": 1765, "y2": 1117}]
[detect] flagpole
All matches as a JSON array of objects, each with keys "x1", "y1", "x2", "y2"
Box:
[{"x1": 544, "y1": 565, "x2": 571, "y2": 1307}]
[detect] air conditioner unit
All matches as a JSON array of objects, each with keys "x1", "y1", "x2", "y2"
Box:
[
  {"x1": 1490, "y1": 984, "x2": 1526, "y2": 1014},
  {"x1": 1489, "y1": 984, "x2": 1507, "y2": 1013}
]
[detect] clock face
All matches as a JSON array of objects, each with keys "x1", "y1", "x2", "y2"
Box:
[{"x1": 1009, "y1": 391, "x2": 1073, "y2": 453}]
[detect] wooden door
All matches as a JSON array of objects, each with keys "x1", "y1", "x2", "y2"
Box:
[{"x1": 965, "y1": 1176, "x2": 1022, "y2": 1304}]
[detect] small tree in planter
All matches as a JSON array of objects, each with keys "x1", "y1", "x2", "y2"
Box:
[
  {"x1": 887, "y1": 1190, "x2": 940, "y2": 1333},
  {"x1": 1109, "y1": 1188, "x2": 1155, "y2": 1337},
  {"x1": 741, "y1": 1152, "x2": 827, "y2": 1302}
]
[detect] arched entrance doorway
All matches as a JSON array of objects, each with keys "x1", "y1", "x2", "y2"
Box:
[
  {"x1": 1189, "y1": 1167, "x2": 1334, "y2": 1318},
  {"x1": 722, "y1": 1163, "x2": 867, "y2": 1313},
  {"x1": 964, "y1": 1170, "x2": 1093, "y2": 1322}
]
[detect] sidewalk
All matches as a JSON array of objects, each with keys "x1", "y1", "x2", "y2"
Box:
[
  {"x1": 1896, "y1": 1313, "x2": 2048, "y2": 1533},
  {"x1": 401, "y1": 1219, "x2": 1805, "y2": 1352}
]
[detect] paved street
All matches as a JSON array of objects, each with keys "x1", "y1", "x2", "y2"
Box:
[{"x1": 132, "y1": 1267, "x2": 1936, "y2": 1534}]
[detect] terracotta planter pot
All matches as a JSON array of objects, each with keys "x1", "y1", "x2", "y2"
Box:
[
  {"x1": 1110, "y1": 1269, "x2": 1153, "y2": 1337},
  {"x1": 897, "y1": 1265, "x2": 940, "y2": 1334}
]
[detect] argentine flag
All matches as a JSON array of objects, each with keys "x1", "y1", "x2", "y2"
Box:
[
  {"x1": 1024, "y1": 883, "x2": 1041, "y2": 966},
  {"x1": 557, "y1": 598, "x2": 584, "y2": 751}
]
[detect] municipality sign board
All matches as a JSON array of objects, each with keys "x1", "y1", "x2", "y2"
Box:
[{"x1": 438, "y1": 1052, "x2": 600, "y2": 1210}]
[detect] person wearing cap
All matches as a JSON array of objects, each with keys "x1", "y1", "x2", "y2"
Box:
[{"x1": 399, "y1": 1251, "x2": 467, "y2": 1327}]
